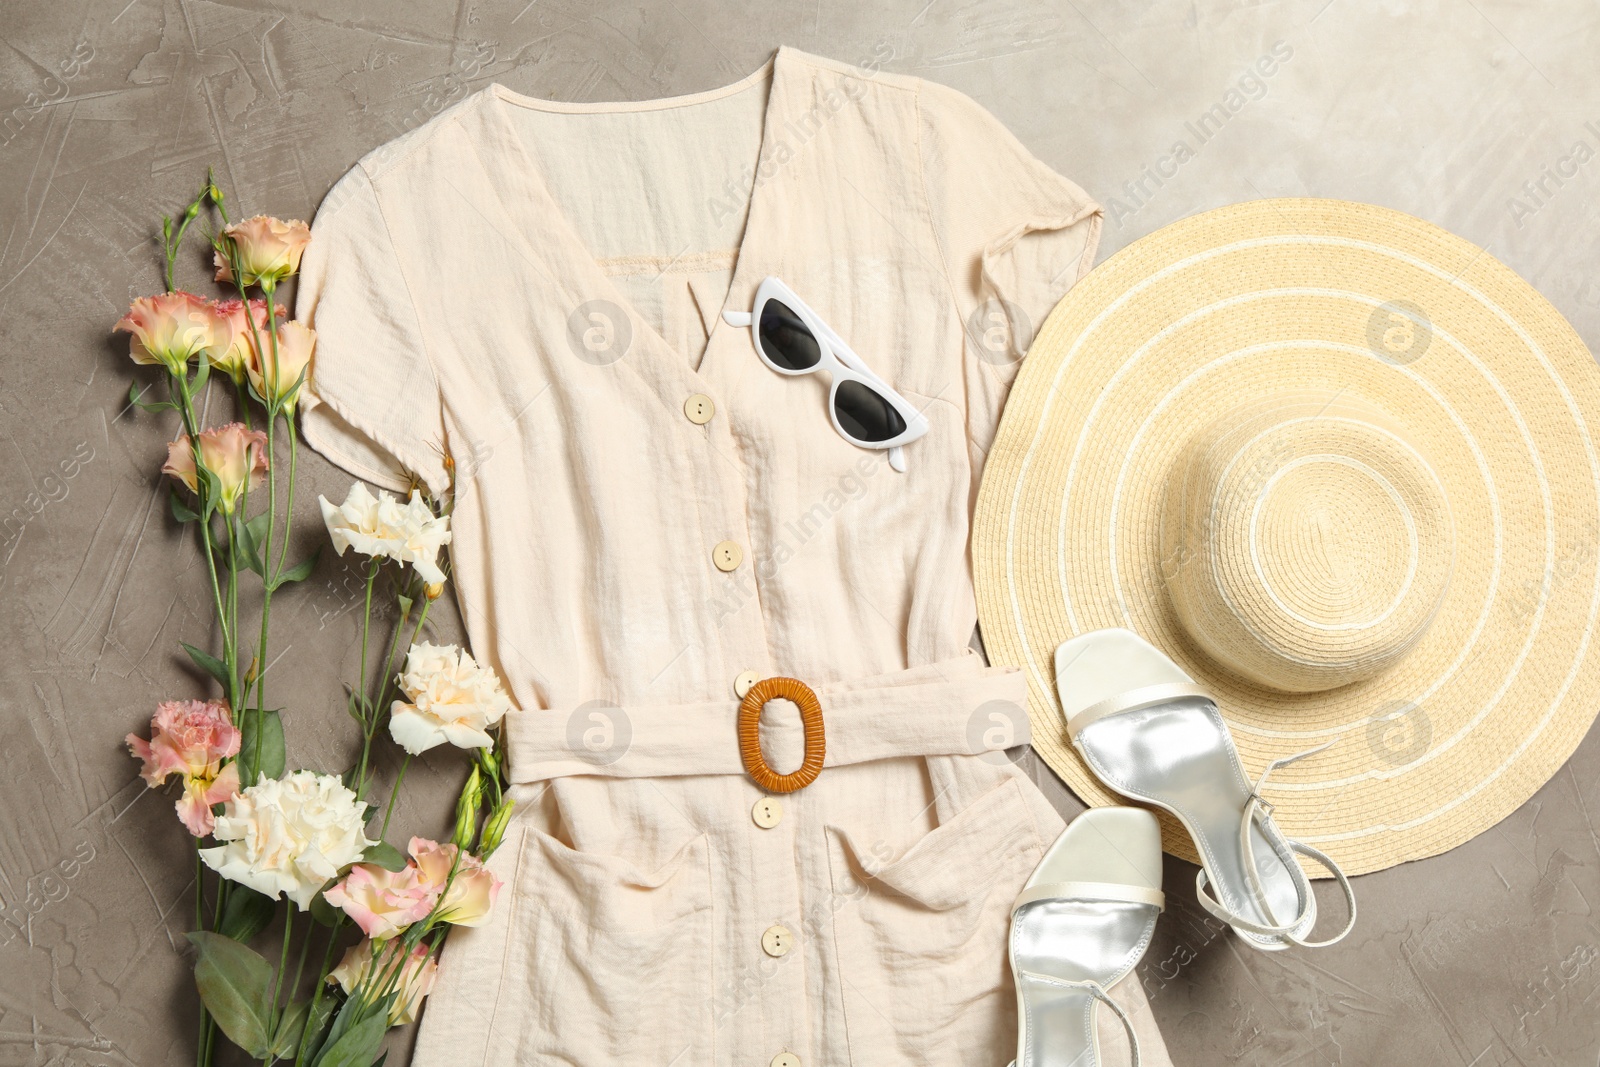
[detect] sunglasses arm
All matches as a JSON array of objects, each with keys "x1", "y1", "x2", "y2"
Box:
[{"x1": 722, "y1": 310, "x2": 753, "y2": 328}]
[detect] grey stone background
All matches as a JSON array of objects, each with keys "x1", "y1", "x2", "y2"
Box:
[{"x1": 1, "y1": 0, "x2": 1598, "y2": 1064}]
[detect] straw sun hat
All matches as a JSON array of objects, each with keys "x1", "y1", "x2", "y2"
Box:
[{"x1": 974, "y1": 198, "x2": 1600, "y2": 876}]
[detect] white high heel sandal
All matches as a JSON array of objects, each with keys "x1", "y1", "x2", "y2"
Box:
[
  {"x1": 1055, "y1": 628, "x2": 1357, "y2": 951},
  {"x1": 1009, "y1": 806, "x2": 1164, "y2": 1067}
]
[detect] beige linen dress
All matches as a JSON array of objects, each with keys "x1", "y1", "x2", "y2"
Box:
[{"x1": 298, "y1": 46, "x2": 1171, "y2": 1067}]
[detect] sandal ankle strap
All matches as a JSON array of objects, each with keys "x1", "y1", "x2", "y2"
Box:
[
  {"x1": 1196, "y1": 740, "x2": 1359, "y2": 947},
  {"x1": 1014, "y1": 972, "x2": 1144, "y2": 1067}
]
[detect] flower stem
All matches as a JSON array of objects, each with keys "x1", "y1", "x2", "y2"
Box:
[
  {"x1": 379, "y1": 753, "x2": 411, "y2": 841},
  {"x1": 193, "y1": 845, "x2": 204, "y2": 930},
  {"x1": 269, "y1": 906, "x2": 294, "y2": 1031},
  {"x1": 172, "y1": 372, "x2": 237, "y2": 708},
  {"x1": 372, "y1": 595, "x2": 429, "y2": 739},
  {"x1": 276, "y1": 417, "x2": 300, "y2": 577},
  {"x1": 163, "y1": 182, "x2": 210, "y2": 292},
  {"x1": 251, "y1": 408, "x2": 279, "y2": 774},
  {"x1": 352, "y1": 561, "x2": 381, "y2": 794},
  {"x1": 362, "y1": 593, "x2": 432, "y2": 804},
  {"x1": 191, "y1": 845, "x2": 216, "y2": 1066},
  {"x1": 287, "y1": 912, "x2": 316, "y2": 1007},
  {"x1": 295, "y1": 916, "x2": 346, "y2": 1067}
]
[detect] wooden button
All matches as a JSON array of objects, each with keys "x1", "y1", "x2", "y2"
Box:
[
  {"x1": 713, "y1": 540, "x2": 743, "y2": 571},
  {"x1": 734, "y1": 669, "x2": 760, "y2": 698},
  {"x1": 761, "y1": 924, "x2": 793, "y2": 958},
  {"x1": 752, "y1": 796, "x2": 783, "y2": 828},
  {"x1": 771, "y1": 1055, "x2": 801, "y2": 1067},
  {"x1": 684, "y1": 393, "x2": 715, "y2": 424}
]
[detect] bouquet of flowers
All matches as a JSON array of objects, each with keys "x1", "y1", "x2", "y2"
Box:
[{"x1": 117, "y1": 176, "x2": 513, "y2": 1067}]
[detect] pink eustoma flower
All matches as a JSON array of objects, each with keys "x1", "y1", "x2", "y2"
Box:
[
  {"x1": 163, "y1": 422, "x2": 268, "y2": 515},
  {"x1": 327, "y1": 939, "x2": 438, "y2": 1025},
  {"x1": 126, "y1": 699, "x2": 242, "y2": 837},
  {"x1": 209, "y1": 297, "x2": 282, "y2": 382},
  {"x1": 246, "y1": 320, "x2": 314, "y2": 413},
  {"x1": 214, "y1": 216, "x2": 311, "y2": 288},
  {"x1": 114, "y1": 291, "x2": 229, "y2": 374},
  {"x1": 408, "y1": 836, "x2": 501, "y2": 927},
  {"x1": 323, "y1": 861, "x2": 439, "y2": 940}
]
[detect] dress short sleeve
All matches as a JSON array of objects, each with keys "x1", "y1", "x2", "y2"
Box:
[
  {"x1": 918, "y1": 81, "x2": 1102, "y2": 455},
  {"x1": 298, "y1": 165, "x2": 449, "y2": 497}
]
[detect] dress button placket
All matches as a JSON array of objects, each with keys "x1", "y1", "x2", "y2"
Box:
[{"x1": 696, "y1": 328, "x2": 799, "y2": 1062}]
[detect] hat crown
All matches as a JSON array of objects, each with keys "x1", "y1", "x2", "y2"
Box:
[{"x1": 1160, "y1": 392, "x2": 1454, "y2": 693}]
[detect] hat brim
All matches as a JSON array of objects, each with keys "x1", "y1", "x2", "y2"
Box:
[{"x1": 974, "y1": 198, "x2": 1600, "y2": 876}]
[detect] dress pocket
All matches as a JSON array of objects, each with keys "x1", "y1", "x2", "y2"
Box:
[
  {"x1": 825, "y1": 776, "x2": 1044, "y2": 1065},
  {"x1": 491, "y1": 825, "x2": 715, "y2": 1065}
]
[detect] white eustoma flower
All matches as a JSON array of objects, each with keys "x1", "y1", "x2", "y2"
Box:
[
  {"x1": 318, "y1": 482, "x2": 451, "y2": 584},
  {"x1": 200, "y1": 770, "x2": 374, "y2": 909},
  {"x1": 389, "y1": 642, "x2": 512, "y2": 756}
]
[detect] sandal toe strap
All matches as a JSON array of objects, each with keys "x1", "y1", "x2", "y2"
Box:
[{"x1": 1013, "y1": 879, "x2": 1165, "y2": 915}]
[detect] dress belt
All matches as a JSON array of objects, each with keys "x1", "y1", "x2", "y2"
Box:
[{"x1": 503, "y1": 653, "x2": 1031, "y2": 784}]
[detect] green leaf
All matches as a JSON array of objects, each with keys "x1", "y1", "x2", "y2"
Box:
[
  {"x1": 239, "y1": 709, "x2": 286, "y2": 784},
  {"x1": 244, "y1": 371, "x2": 268, "y2": 409},
  {"x1": 235, "y1": 512, "x2": 268, "y2": 577},
  {"x1": 197, "y1": 464, "x2": 224, "y2": 519},
  {"x1": 188, "y1": 930, "x2": 273, "y2": 1058},
  {"x1": 182, "y1": 642, "x2": 230, "y2": 688},
  {"x1": 169, "y1": 486, "x2": 200, "y2": 523},
  {"x1": 345, "y1": 688, "x2": 371, "y2": 728},
  {"x1": 314, "y1": 1012, "x2": 386, "y2": 1067},
  {"x1": 190, "y1": 349, "x2": 212, "y2": 394},
  {"x1": 218, "y1": 884, "x2": 276, "y2": 943},
  {"x1": 361, "y1": 841, "x2": 407, "y2": 872},
  {"x1": 246, "y1": 512, "x2": 271, "y2": 548},
  {"x1": 269, "y1": 999, "x2": 311, "y2": 1059},
  {"x1": 128, "y1": 382, "x2": 176, "y2": 412},
  {"x1": 315, "y1": 996, "x2": 385, "y2": 1067},
  {"x1": 272, "y1": 547, "x2": 321, "y2": 588},
  {"x1": 296, "y1": 991, "x2": 339, "y2": 1065}
]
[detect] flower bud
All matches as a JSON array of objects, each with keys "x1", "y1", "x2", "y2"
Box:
[
  {"x1": 451, "y1": 765, "x2": 483, "y2": 851},
  {"x1": 476, "y1": 746, "x2": 500, "y2": 779},
  {"x1": 424, "y1": 581, "x2": 445, "y2": 601},
  {"x1": 478, "y1": 797, "x2": 515, "y2": 858}
]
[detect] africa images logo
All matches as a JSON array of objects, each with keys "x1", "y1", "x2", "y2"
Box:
[{"x1": 1103, "y1": 40, "x2": 1295, "y2": 228}]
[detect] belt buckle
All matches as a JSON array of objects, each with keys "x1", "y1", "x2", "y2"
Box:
[{"x1": 737, "y1": 676, "x2": 826, "y2": 793}]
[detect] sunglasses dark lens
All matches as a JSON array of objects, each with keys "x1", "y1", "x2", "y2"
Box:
[
  {"x1": 833, "y1": 379, "x2": 908, "y2": 443},
  {"x1": 758, "y1": 299, "x2": 822, "y2": 371}
]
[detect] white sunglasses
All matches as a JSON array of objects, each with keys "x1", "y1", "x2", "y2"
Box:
[{"x1": 723, "y1": 277, "x2": 929, "y2": 473}]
